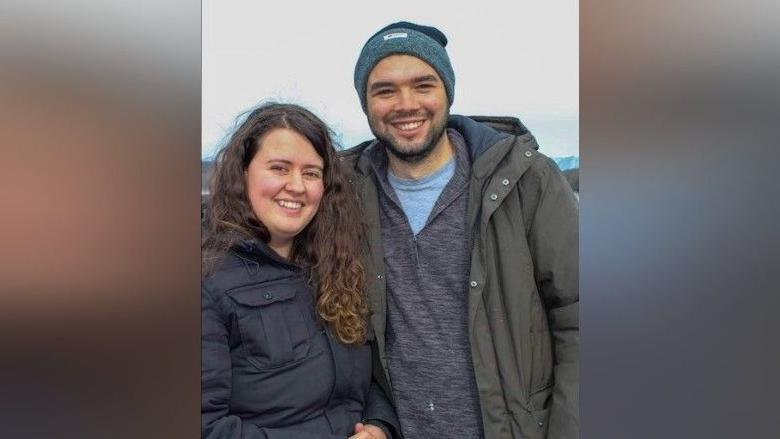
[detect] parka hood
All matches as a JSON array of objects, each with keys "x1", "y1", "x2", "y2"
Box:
[{"x1": 446, "y1": 115, "x2": 512, "y2": 162}]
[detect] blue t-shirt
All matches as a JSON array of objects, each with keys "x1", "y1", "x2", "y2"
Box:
[{"x1": 387, "y1": 157, "x2": 456, "y2": 235}]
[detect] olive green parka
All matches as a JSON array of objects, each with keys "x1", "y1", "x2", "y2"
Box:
[{"x1": 341, "y1": 115, "x2": 579, "y2": 438}]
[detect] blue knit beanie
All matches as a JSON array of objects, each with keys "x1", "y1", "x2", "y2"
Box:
[{"x1": 354, "y1": 21, "x2": 455, "y2": 112}]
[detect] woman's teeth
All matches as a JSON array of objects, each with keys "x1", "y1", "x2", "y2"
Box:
[{"x1": 277, "y1": 200, "x2": 302, "y2": 209}]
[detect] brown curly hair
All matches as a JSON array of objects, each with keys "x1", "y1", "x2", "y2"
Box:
[{"x1": 202, "y1": 102, "x2": 368, "y2": 344}]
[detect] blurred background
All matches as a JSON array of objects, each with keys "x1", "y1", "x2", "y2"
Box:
[
  {"x1": 1, "y1": 0, "x2": 779, "y2": 437},
  {"x1": 0, "y1": 0, "x2": 200, "y2": 437}
]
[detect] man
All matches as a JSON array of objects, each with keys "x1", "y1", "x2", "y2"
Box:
[{"x1": 342, "y1": 22, "x2": 579, "y2": 438}]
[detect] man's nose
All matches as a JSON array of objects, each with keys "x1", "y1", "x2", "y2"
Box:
[{"x1": 396, "y1": 88, "x2": 419, "y2": 112}]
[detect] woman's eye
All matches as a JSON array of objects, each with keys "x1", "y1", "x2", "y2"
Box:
[{"x1": 304, "y1": 171, "x2": 322, "y2": 179}]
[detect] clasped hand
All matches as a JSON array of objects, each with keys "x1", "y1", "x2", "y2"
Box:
[{"x1": 347, "y1": 422, "x2": 386, "y2": 439}]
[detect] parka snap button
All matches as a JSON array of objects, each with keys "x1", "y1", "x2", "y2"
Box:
[
  {"x1": 263, "y1": 292, "x2": 273, "y2": 300},
  {"x1": 502, "y1": 179, "x2": 510, "y2": 186},
  {"x1": 470, "y1": 280, "x2": 478, "y2": 288},
  {"x1": 377, "y1": 274, "x2": 384, "y2": 280},
  {"x1": 524, "y1": 151, "x2": 533, "y2": 157},
  {"x1": 538, "y1": 421, "x2": 544, "y2": 427},
  {"x1": 490, "y1": 193, "x2": 498, "y2": 201}
]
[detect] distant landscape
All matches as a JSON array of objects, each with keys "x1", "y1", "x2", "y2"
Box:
[
  {"x1": 552, "y1": 156, "x2": 579, "y2": 171},
  {"x1": 201, "y1": 156, "x2": 579, "y2": 195}
]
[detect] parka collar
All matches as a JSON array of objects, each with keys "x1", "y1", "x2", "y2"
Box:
[
  {"x1": 354, "y1": 114, "x2": 535, "y2": 181},
  {"x1": 354, "y1": 114, "x2": 513, "y2": 175}
]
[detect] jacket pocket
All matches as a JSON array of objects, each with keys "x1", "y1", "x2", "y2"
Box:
[
  {"x1": 227, "y1": 278, "x2": 312, "y2": 369},
  {"x1": 507, "y1": 389, "x2": 551, "y2": 439},
  {"x1": 529, "y1": 328, "x2": 554, "y2": 394},
  {"x1": 529, "y1": 291, "x2": 554, "y2": 393}
]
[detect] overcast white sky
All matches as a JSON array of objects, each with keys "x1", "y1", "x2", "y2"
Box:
[{"x1": 203, "y1": 0, "x2": 578, "y2": 160}]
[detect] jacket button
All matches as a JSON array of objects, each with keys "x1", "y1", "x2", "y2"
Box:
[
  {"x1": 524, "y1": 150, "x2": 533, "y2": 158},
  {"x1": 489, "y1": 193, "x2": 498, "y2": 201},
  {"x1": 263, "y1": 292, "x2": 273, "y2": 300},
  {"x1": 377, "y1": 274, "x2": 384, "y2": 279},
  {"x1": 502, "y1": 179, "x2": 509, "y2": 186},
  {"x1": 469, "y1": 280, "x2": 478, "y2": 287},
  {"x1": 538, "y1": 421, "x2": 544, "y2": 427}
]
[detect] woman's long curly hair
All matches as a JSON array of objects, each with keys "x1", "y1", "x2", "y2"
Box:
[{"x1": 202, "y1": 102, "x2": 368, "y2": 344}]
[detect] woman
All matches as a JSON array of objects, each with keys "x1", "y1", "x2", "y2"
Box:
[{"x1": 202, "y1": 103, "x2": 397, "y2": 439}]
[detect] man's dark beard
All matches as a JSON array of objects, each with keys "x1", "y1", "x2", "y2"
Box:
[{"x1": 369, "y1": 109, "x2": 449, "y2": 164}]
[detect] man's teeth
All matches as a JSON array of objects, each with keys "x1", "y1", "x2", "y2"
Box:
[
  {"x1": 396, "y1": 121, "x2": 423, "y2": 131},
  {"x1": 277, "y1": 200, "x2": 302, "y2": 209}
]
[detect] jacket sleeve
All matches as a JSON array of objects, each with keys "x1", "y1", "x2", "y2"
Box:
[
  {"x1": 201, "y1": 286, "x2": 344, "y2": 439},
  {"x1": 525, "y1": 159, "x2": 579, "y2": 438},
  {"x1": 362, "y1": 381, "x2": 401, "y2": 439}
]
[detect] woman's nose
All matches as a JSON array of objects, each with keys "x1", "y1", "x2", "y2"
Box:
[{"x1": 284, "y1": 172, "x2": 305, "y2": 193}]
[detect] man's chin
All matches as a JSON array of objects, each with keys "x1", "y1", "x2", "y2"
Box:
[
  {"x1": 392, "y1": 141, "x2": 426, "y2": 155},
  {"x1": 385, "y1": 142, "x2": 435, "y2": 163},
  {"x1": 372, "y1": 124, "x2": 443, "y2": 163}
]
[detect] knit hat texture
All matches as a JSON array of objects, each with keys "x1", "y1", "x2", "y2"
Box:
[{"x1": 353, "y1": 21, "x2": 455, "y2": 111}]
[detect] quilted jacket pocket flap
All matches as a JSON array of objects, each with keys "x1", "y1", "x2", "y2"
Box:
[{"x1": 227, "y1": 285, "x2": 296, "y2": 306}]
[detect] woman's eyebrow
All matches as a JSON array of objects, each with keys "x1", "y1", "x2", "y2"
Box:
[{"x1": 267, "y1": 159, "x2": 322, "y2": 170}]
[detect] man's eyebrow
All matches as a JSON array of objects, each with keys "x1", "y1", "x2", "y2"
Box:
[
  {"x1": 368, "y1": 75, "x2": 440, "y2": 92},
  {"x1": 413, "y1": 74, "x2": 439, "y2": 84},
  {"x1": 368, "y1": 81, "x2": 395, "y2": 92}
]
